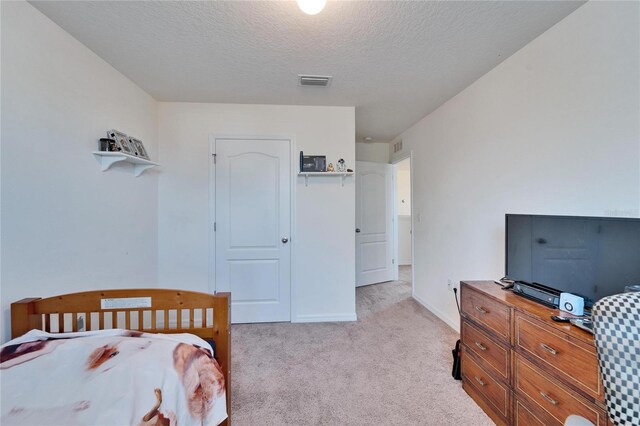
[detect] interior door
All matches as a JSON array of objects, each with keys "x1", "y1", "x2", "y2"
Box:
[
  {"x1": 355, "y1": 161, "x2": 394, "y2": 287},
  {"x1": 215, "y1": 138, "x2": 291, "y2": 323}
]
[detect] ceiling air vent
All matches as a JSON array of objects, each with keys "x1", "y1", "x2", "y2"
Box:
[{"x1": 298, "y1": 75, "x2": 332, "y2": 87}]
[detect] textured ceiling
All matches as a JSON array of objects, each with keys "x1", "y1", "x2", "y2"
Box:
[{"x1": 30, "y1": 1, "x2": 584, "y2": 142}]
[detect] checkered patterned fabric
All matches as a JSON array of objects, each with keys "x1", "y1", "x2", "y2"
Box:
[{"x1": 592, "y1": 292, "x2": 640, "y2": 426}]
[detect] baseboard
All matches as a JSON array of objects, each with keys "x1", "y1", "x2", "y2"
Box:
[
  {"x1": 399, "y1": 260, "x2": 412, "y2": 266},
  {"x1": 412, "y1": 292, "x2": 460, "y2": 333},
  {"x1": 292, "y1": 312, "x2": 357, "y2": 323}
]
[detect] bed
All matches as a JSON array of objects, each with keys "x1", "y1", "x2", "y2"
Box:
[{"x1": 4, "y1": 289, "x2": 231, "y2": 426}]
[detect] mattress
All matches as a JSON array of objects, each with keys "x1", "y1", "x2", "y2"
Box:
[{"x1": 0, "y1": 329, "x2": 227, "y2": 426}]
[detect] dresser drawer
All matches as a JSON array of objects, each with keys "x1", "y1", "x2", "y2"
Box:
[
  {"x1": 515, "y1": 355, "x2": 607, "y2": 426},
  {"x1": 461, "y1": 286, "x2": 510, "y2": 341},
  {"x1": 462, "y1": 375, "x2": 508, "y2": 426},
  {"x1": 461, "y1": 347, "x2": 510, "y2": 418},
  {"x1": 515, "y1": 398, "x2": 546, "y2": 426},
  {"x1": 462, "y1": 320, "x2": 509, "y2": 380},
  {"x1": 515, "y1": 313, "x2": 602, "y2": 400}
]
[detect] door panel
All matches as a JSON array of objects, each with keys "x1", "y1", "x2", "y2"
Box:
[
  {"x1": 361, "y1": 242, "x2": 387, "y2": 271},
  {"x1": 215, "y1": 138, "x2": 291, "y2": 323},
  {"x1": 356, "y1": 161, "x2": 394, "y2": 287},
  {"x1": 362, "y1": 173, "x2": 387, "y2": 233},
  {"x1": 227, "y1": 152, "x2": 280, "y2": 248},
  {"x1": 228, "y1": 260, "x2": 280, "y2": 301}
]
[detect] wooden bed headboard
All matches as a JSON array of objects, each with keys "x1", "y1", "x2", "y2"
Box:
[{"x1": 10, "y1": 289, "x2": 231, "y2": 426}]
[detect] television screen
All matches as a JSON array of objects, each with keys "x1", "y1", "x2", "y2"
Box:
[{"x1": 505, "y1": 214, "x2": 640, "y2": 303}]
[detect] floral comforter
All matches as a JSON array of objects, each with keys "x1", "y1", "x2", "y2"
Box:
[{"x1": 0, "y1": 329, "x2": 227, "y2": 425}]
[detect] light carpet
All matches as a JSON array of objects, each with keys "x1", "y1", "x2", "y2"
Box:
[{"x1": 230, "y1": 267, "x2": 493, "y2": 425}]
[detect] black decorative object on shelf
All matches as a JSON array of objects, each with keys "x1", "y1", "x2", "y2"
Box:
[
  {"x1": 99, "y1": 138, "x2": 116, "y2": 152},
  {"x1": 302, "y1": 155, "x2": 326, "y2": 172}
]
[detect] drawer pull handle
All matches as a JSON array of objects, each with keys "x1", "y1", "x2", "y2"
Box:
[
  {"x1": 474, "y1": 306, "x2": 488, "y2": 314},
  {"x1": 474, "y1": 376, "x2": 486, "y2": 387},
  {"x1": 474, "y1": 341, "x2": 487, "y2": 351},
  {"x1": 540, "y1": 391, "x2": 558, "y2": 406},
  {"x1": 540, "y1": 343, "x2": 558, "y2": 355}
]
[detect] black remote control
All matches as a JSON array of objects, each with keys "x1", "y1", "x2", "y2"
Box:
[{"x1": 550, "y1": 315, "x2": 572, "y2": 322}]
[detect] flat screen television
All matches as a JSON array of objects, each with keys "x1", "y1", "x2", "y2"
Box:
[{"x1": 505, "y1": 214, "x2": 640, "y2": 304}]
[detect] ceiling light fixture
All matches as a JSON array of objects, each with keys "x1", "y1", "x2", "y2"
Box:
[{"x1": 296, "y1": 0, "x2": 326, "y2": 15}]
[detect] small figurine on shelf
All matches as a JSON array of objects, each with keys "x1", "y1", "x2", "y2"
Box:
[
  {"x1": 327, "y1": 163, "x2": 334, "y2": 172},
  {"x1": 336, "y1": 158, "x2": 346, "y2": 172}
]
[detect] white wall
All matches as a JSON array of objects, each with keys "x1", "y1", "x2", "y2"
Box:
[
  {"x1": 391, "y1": 1, "x2": 640, "y2": 331},
  {"x1": 356, "y1": 142, "x2": 390, "y2": 163},
  {"x1": 157, "y1": 103, "x2": 356, "y2": 322},
  {"x1": 0, "y1": 2, "x2": 159, "y2": 342}
]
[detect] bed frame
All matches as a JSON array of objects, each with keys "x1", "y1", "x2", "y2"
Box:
[{"x1": 10, "y1": 289, "x2": 231, "y2": 426}]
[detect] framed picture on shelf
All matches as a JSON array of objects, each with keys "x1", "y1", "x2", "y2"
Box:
[
  {"x1": 129, "y1": 137, "x2": 149, "y2": 160},
  {"x1": 107, "y1": 130, "x2": 134, "y2": 155}
]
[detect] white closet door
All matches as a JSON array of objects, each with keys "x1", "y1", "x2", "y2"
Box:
[{"x1": 215, "y1": 138, "x2": 291, "y2": 323}]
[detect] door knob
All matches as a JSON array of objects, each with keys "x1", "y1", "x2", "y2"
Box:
[
  {"x1": 281, "y1": 237, "x2": 289, "y2": 243},
  {"x1": 355, "y1": 228, "x2": 361, "y2": 233}
]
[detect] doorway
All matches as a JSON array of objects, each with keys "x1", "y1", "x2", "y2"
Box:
[
  {"x1": 392, "y1": 154, "x2": 413, "y2": 291},
  {"x1": 211, "y1": 137, "x2": 292, "y2": 323}
]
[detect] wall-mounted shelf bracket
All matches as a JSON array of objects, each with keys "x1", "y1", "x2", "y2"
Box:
[
  {"x1": 298, "y1": 172, "x2": 354, "y2": 187},
  {"x1": 93, "y1": 151, "x2": 159, "y2": 177}
]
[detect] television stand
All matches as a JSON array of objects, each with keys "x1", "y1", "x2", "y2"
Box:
[{"x1": 460, "y1": 280, "x2": 609, "y2": 425}]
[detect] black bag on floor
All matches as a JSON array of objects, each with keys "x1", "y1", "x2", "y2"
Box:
[
  {"x1": 452, "y1": 339, "x2": 462, "y2": 380},
  {"x1": 451, "y1": 287, "x2": 462, "y2": 380}
]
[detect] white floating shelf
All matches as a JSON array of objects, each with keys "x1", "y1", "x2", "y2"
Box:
[
  {"x1": 298, "y1": 171, "x2": 354, "y2": 187},
  {"x1": 93, "y1": 151, "x2": 159, "y2": 177}
]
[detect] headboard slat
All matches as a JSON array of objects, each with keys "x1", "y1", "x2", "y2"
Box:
[
  {"x1": 57, "y1": 313, "x2": 64, "y2": 333},
  {"x1": 151, "y1": 310, "x2": 157, "y2": 330}
]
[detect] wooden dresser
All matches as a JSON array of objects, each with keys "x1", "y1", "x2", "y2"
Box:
[{"x1": 460, "y1": 281, "x2": 609, "y2": 426}]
